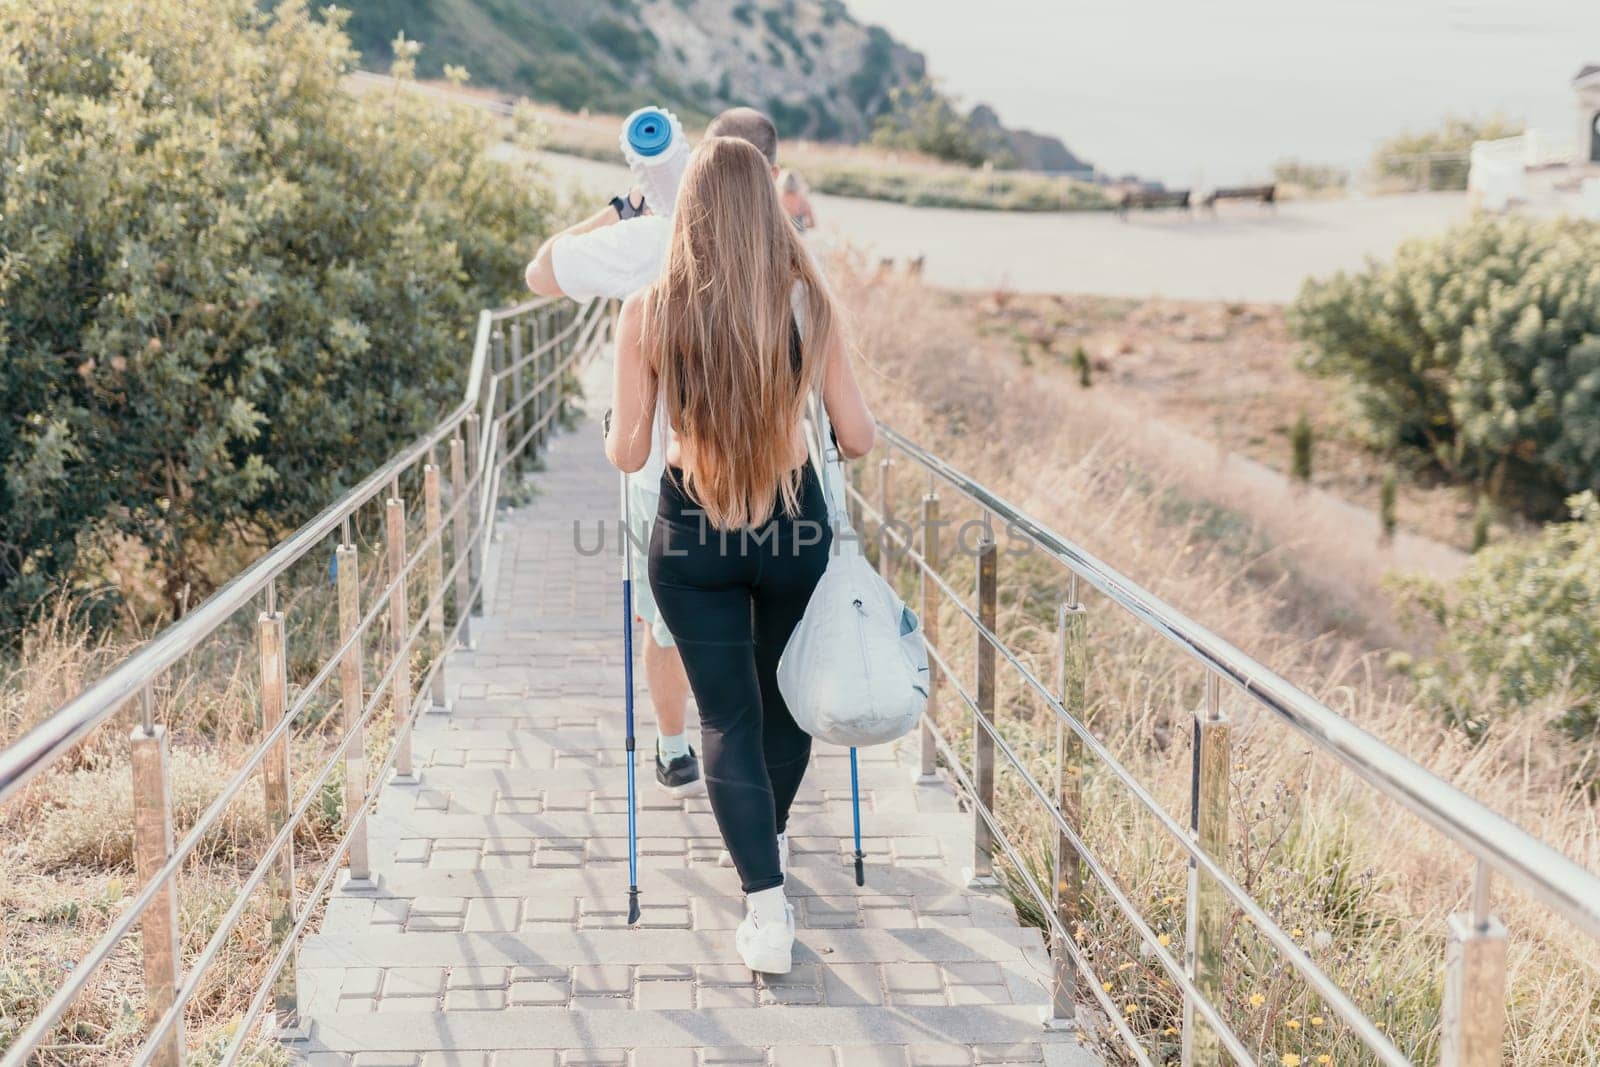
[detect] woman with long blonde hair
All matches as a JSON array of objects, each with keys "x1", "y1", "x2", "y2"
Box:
[{"x1": 604, "y1": 136, "x2": 875, "y2": 973}]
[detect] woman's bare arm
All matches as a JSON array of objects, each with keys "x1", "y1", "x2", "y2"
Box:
[
  {"x1": 605, "y1": 293, "x2": 657, "y2": 473},
  {"x1": 821, "y1": 329, "x2": 875, "y2": 459}
]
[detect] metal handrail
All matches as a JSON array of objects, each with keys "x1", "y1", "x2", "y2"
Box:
[
  {"x1": 0, "y1": 293, "x2": 608, "y2": 1067},
  {"x1": 0, "y1": 298, "x2": 566, "y2": 808},
  {"x1": 856, "y1": 495, "x2": 1409, "y2": 1063},
  {"x1": 0, "y1": 406, "x2": 464, "y2": 808},
  {"x1": 872, "y1": 422, "x2": 1600, "y2": 941},
  {"x1": 852, "y1": 421, "x2": 1600, "y2": 1066}
]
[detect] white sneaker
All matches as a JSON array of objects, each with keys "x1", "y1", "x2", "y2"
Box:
[
  {"x1": 719, "y1": 833, "x2": 787, "y2": 874},
  {"x1": 736, "y1": 899, "x2": 795, "y2": 974}
]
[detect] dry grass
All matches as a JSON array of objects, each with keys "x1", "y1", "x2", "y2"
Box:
[
  {"x1": 838, "y1": 261, "x2": 1600, "y2": 1065},
  {"x1": 962, "y1": 291, "x2": 1522, "y2": 555},
  {"x1": 1, "y1": 485, "x2": 444, "y2": 1064}
]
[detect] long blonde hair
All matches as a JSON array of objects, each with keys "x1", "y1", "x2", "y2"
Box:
[{"x1": 642, "y1": 136, "x2": 841, "y2": 528}]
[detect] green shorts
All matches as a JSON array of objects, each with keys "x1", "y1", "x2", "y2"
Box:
[{"x1": 627, "y1": 478, "x2": 675, "y2": 649}]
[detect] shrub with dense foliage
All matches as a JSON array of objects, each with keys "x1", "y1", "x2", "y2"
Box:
[
  {"x1": 1290, "y1": 216, "x2": 1600, "y2": 512},
  {"x1": 1393, "y1": 493, "x2": 1600, "y2": 739},
  {"x1": 0, "y1": 0, "x2": 552, "y2": 632},
  {"x1": 870, "y1": 78, "x2": 1001, "y2": 167},
  {"x1": 1271, "y1": 158, "x2": 1348, "y2": 194},
  {"x1": 1372, "y1": 113, "x2": 1521, "y2": 191}
]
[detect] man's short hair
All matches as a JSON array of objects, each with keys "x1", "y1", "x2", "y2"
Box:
[{"x1": 705, "y1": 107, "x2": 779, "y2": 165}]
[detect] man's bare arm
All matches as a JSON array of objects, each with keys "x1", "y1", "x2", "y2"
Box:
[{"x1": 525, "y1": 203, "x2": 621, "y2": 296}]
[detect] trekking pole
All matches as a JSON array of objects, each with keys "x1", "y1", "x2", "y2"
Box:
[
  {"x1": 620, "y1": 473, "x2": 641, "y2": 924},
  {"x1": 850, "y1": 747, "x2": 865, "y2": 886}
]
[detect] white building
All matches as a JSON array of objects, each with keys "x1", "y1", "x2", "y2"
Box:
[
  {"x1": 1469, "y1": 65, "x2": 1600, "y2": 215},
  {"x1": 1577, "y1": 63, "x2": 1600, "y2": 165}
]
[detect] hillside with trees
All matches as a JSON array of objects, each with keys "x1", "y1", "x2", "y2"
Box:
[{"x1": 344, "y1": 0, "x2": 1094, "y2": 172}]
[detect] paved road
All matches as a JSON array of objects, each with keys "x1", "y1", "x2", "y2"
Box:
[
  {"x1": 288, "y1": 347, "x2": 1101, "y2": 1066},
  {"x1": 528, "y1": 150, "x2": 1469, "y2": 303}
]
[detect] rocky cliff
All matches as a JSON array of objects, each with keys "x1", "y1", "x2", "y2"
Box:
[{"x1": 346, "y1": 0, "x2": 1094, "y2": 173}]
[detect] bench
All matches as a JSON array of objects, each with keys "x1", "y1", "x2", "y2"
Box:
[
  {"x1": 1117, "y1": 188, "x2": 1191, "y2": 218},
  {"x1": 1200, "y1": 183, "x2": 1277, "y2": 210}
]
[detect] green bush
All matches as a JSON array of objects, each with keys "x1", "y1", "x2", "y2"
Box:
[
  {"x1": 869, "y1": 78, "x2": 996, "y2": 167},
  {"x1": 1471, "y1": 495, "x2": 1494, "y2": 553},
  {"x1": 808, "y1": 162, "x2": 1110, "y2": 213},
  {"x1": 1394, "y1": 493, "x2": 1600, "y2": 738},
  {"x1": 1379, "y1": 466, "x2": 1398, "y2": 541},
  {"x1": 1271, "y1": 158, "x2": 1348, "y2": 193},
  {"x1": 0, "y1": 0, "x2": 552, "y2": 632},
  {"x1": 1372, "y1": 114, "x2": 1521, "y2": 191},
  {"x1": 1072, "y1": 345, "x2": 1092, "y2": 388},
  {"x1": 1290, "y1": 413, "x2": 1314, "y2": 483},
  {"x1": 1290, "y1": 216, "x2": 1600, "y2": 512},
  {"x1": 586, "y1": 14, "x2": 656, "y2": 64}
]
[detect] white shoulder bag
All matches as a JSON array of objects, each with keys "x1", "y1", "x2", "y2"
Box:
[{"x1": 776, "y1": 390, "x2": 930, "y2": 747}]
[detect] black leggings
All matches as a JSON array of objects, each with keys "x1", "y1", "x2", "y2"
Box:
[{"x1": 648, "y1": 465, "x2": 831, "y2": 893}]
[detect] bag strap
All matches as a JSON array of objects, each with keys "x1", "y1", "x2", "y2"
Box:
[
  {"x1": 794, "y1": 280, "x2": 850, "y2": 530},
  {"x1": 806, "y1": 383, "x2": 850, "y2": 530}
]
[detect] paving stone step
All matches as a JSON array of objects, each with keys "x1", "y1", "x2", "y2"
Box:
[
  {"x1": 342, "y1": 864, "x2": 979, "y2": 901},
  {"x1": 365, "y1": 810, "x2": 972, "y2": 841},
  {"x1": 320, "y1": 871, "x2": 1020, "y2": 934},
  {"x1": 410, "y1": 745, "x2": 917, "y2": 772},
  {"x1": 297, "y1": 926, "x2": 1048, "y2": 971},
  {"x1": 409, "y1": 728, "x2": 911, "y2": 760},
  {"x1": 294, "y1": 1042, "x2": 1100, "y2": 1067},
  {"x1": 375, "y1": 843, "x2": 962, "y2": 875},
  {"x1": 373, "y1": 784, "x2": 959, "y2": 823},
  {"x1": 296, "y1": 952, "x2": 1050, "y2": 1017},
  {"x1": 397, "y1": 761, "x2": 936, "y2": 794},
  {"x1": 293, "y1": 1005, "x2": 1085, "y2": 1057}
]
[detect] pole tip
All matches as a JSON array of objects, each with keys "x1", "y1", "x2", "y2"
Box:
[
  {"x1": 854, "y1": 853, "x2": 866, "y2": 888},
  {"x1": 628, "y1": 887, "x2": 641, "y2": 926}
]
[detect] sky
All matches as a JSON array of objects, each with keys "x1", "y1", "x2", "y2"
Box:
[{"x1": 843, "y1": 0, "x2": 1600, "y2": 185}]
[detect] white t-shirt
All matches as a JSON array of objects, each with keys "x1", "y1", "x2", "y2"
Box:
[
  {"x1": 549, "y1": 215, "x2": 671, "y2": 302},
  {"x1": 549, "y1": 216, "x2": 673, "y2": 487}
]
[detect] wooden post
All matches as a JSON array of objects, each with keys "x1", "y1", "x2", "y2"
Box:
[
  {"x1": 1441, "y1": 866, "x2": 1508, "y2": 1067},
  {"x1": 387, "y1": 492, "x2": 415, "y2": 782},
  {"x1": 969, "y1": 536, "x2": 998, "y2": 887},
  {"x1": 1049, "y1": 589, "x2": 1088, "y2": 1027},
  {"x1": 336, "y1": 541, "x2": 371, "y2": 884},
  {"x1": 423, "y1": 462, "x2": 446, "y2": 711},
  {"x1": 1183, "y1": 674, "x2": 1229, "y2": 1066},
  {"x1": 916, "y1": 492, "x2": 941, "y2": 782},
  {"x1": 258, "y1": 603, "x2": 298, "y2": 1021},
  {"x1": 130, "y1": 705, "x2": 184, "y2": 1067}
]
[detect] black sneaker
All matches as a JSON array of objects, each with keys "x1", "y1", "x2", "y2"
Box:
[{"x1": 655, "y1": 746, "x2": 703, "y2": 794}]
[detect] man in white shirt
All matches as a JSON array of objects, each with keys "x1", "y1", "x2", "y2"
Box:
[{"x1": 525, "y1": 108, "x2": 783, "y2": 795}]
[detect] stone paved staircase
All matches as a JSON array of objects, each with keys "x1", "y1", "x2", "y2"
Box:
[{"x1": 286, "y1": 353, "x2": 1099, "y2": 1067}]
